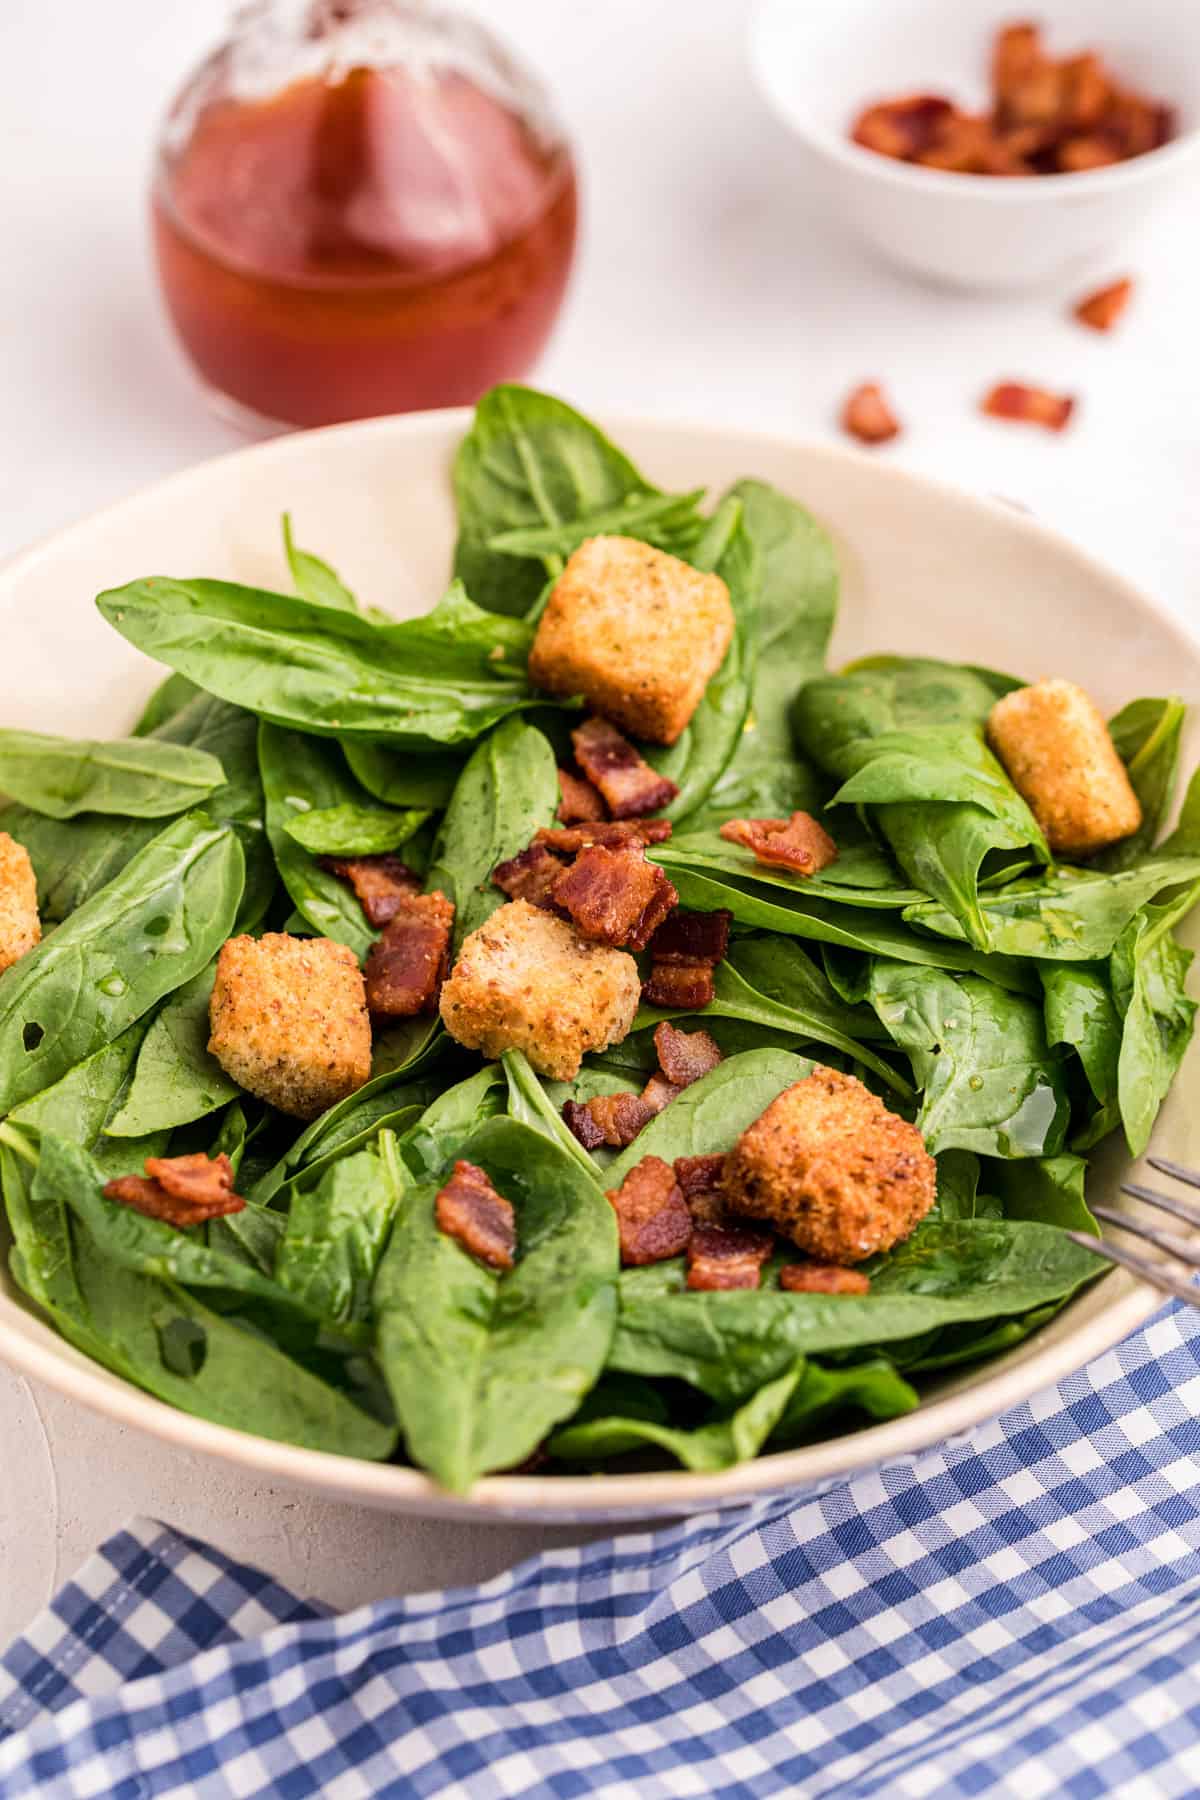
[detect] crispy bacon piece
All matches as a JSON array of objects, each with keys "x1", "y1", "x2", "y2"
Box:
[
  {"x1": 556, "y1": 766, "x2": 607, "y2": 824},
  {"x1": 364, "y1": 891, "x2": 454, "y2": 1016},
  {"x1": 318, "y1": 854, "x2": 420, "y2": 927},
  {"x1": 640, "y1": 1071, "x2": 682, "y2": 1117},
  {"x1": 674, "y1": 1153, "x2": 729, "y2": 1225},
  {"x1": 590, "y1": 1092, "x2": 656, "y2": 1149},
  {"x1": 851, "y1": 94, "x2": 956, "y2": 160},
  {"x1": 435, "y1": 1160, "x2": 515, "y2": 1270},
  {"x1": 981, "y1": 383, "x2": 1075, "y2": 432},
  {"x1": 572, "y1": 718, "x2": 679, "y2": 820},
  {"x1": 1056, "y1": 134, "x2": 1121, "y2": 171},
  {"x1": 719, "y1": 812, "x2": 839, "y2": 875},
  {"x1": 686, "y1": 1222, "x2": 774, "y2": 1292},
  {"x1": 104, "y1": 1152, "x2": 245, "y2": 1230},
  {"x1": 648, "y1": 909, "x2": 731, "y2": 966},
  {"x1": 841, "y1": 382, "x2": 901, "y2": 447},
  {"x1": 536, "y1": 819, "x2": 673, "y2": 853},
  {"x1": 561, "y1": 1100, "x2": 605, "y2": 1150},
  {"x1": 606, "y1": 1156, "x2": 692, "y2": 1267},
  {"x1": 553, "y1": 844, "x2": 678, "y2": 952},
  {"x1": 1073, "y1": 277, "x2": 1133, "y2": 332},
  {"x1": 653, "y1": 1021, "x2": 722, "y2": 1090},
  {"x1": 780, "y1": 1263, "x2": 871, "y2": 1296},
  {"x1": 492, "y1": 843, "x2": 567, "y2": 910},
  {"x1": 642, "y1": 961, "x2": 715, "y2": 1011},
  {"x1": 992, "y1": 21, "x2": 1042, "y2": 111}
]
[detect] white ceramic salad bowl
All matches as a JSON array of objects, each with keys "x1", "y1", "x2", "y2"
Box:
[{"x1": 1, "y1": 409, "x2": 1197, "y2": 1524}]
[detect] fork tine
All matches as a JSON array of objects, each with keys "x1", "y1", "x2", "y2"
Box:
[
  {"x1": 1091, "y1": 1203, "x2": 1200, "y2": 1269},
  {"x1": 1147, "y1": 1155, "x2": 1200, "y2": 1193},
  {"x1": 1067, "y1": 1232, "x2": 1200, "y2": 1305},
  {"x1": 1120, "y1": 1181, "x2": 1200, "y2": 1232}
]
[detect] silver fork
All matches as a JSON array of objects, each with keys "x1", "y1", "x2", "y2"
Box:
[{"x1": 1068, "y1": 1156, "x2": 1200, "y2": 1304}]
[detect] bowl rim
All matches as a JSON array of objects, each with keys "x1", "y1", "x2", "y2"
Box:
[
  {"x1": 0, "y1": 402, "x2": 1191, "y2": 1521},
  {"x1": 747, "y1": 0, "x2": 1200, "y2": 203}
]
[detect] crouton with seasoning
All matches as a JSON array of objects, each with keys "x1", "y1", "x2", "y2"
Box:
[
  {"x1": 439, "y1": 898, "x2": 641, "y2": 1081},
  {"x1": 0, "y1": 832, "x2": 40, "y2": 975},
  {"x1": 986, "y1": 677, "x2": 1142, "y2": 856},
  {"x1": 208, "y1": 932, "x2": 372, "y2": 1120},
  {"x1": 723, "y1": 1066, "x2": 936, "y2": 1265},
  {"x1": 527, "y1": 535, "x2": 734, "y2": 746}
]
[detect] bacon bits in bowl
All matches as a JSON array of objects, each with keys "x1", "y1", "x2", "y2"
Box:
[{"x1": 749, "y1": 0, "x2": 1200, "y2": 289}]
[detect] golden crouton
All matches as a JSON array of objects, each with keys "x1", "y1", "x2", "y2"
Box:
[
  {"x1": 986, "y1": 678, "x2": 1142, "y2": 857},
  {"x1": 527, "y1": 535, "x2": 734, "y2": 746},
  {"x1": 439, "y1": 899, "x2": 641, "y2": 1081},
  {"x1": 0, "y1": 832, "x2": 40, "y2": 975},
  {"x1": 723, "y1": 1066, "x2": 936, "y2": 1264},
  {"x1": 208, "y1": 933, "x2": 371, "y2": 1120}
]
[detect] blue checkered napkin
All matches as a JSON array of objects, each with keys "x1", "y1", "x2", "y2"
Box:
[{"x1": 4, "y1": 1304, "x2": 1200, "y2": 1799}]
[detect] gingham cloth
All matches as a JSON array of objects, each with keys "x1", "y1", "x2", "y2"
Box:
[{"x1": 3, "y1": 1303, "x2": 1200, "y2": 1799}]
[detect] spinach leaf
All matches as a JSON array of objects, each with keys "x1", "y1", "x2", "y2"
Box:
[
  {"x1": 97, "y1": 578, "x2": 539, "y2": 749},
  {"x1": 604, "y1": 1048, "x2": 815, "y2": 1188},
  {"x1": 374, "y1": 1116, "x2": 617, "y2": 1490},
  {"x1": 0, "y1": 730, "x2": 224, "y2": 820},
  {"x1": 637, "y1": 955, "x2": 908, "y2": 1096},
  {"x1": 501, "y1": 1049, "x2": 599, "y2": 1176},
  {"x1": 644, "y1": 500, "x2": 760, "y2": 824},
  {"x1": 283, "y1": 802, "x2": 430, "y2": 857},
  {"x1": 426, "y1": 715, "x2": 559, "y2": 949},
  {"x1": 488, "y1": 488, "x2": 708, "y2": 563},
  {"x1": 1111, "y1": 892, "x2": 1199, "y2": 1156},
  {"x1": 0, "y1": 812, "x2": 244, "y2": 1112},
  {"x1": 1041, "y1": 963, "x2": 1122, "y2": 1147},
  {"x1": 609, "y1": 1220, "x2": 1100, "y2": 1402},
  {"x1": 932, "y1": 1149, "x2": 982, "y2": 1221},
  {"x1": 867, "y1": 961, "x2": 1069, "y2": 1158},
  {"x1": 341, "y1": 739, "x2": 465, "y2": 810},
  {"x1": 281, "y1": 513, "x2": 358, "y2": 612},
  {"x1": 905, "y1": 857, "x2": 1200, "y2": 962},
  {"x1": 7, "y1": 1021, "x2": 165, "y2": 1177},
  {"x1": 104, "y1": 960, "x2": 239, "y2": 1137},
  {"x1": 452, "y1": 385, "x2": 670, "y2": 616},
  {"x1": 548, "y1": 1360, "x2": 803, "y2": 1471},
  {"x1": 276, "y1": 1133, "x2": 406, "y2": 1328},
  {"x1": 688, "y1": 479, "x2": 837, "y2": 826},
  {"x1": 907, "y1": 1302, "x2": 1063, "y2": 1375},
  {"x1": 400, "y1": 1064, "x2": 508, "y2": 1180},
  {"x1": 990, "y1": 1153, "x2": 1096, "y2": 1234},
  {"x1": 1097, "y1": 696, "x2": 1186, "y2": 871},
  {"x1": 1161, "y1": 762, "x2": 1200, "y2": 857},
  {"x1": 132, "y1": 673, "x2": 203, "y2": 736},
  {"x1": 770, "y1": 1357, "x2": 919, "y2": 1445},
  {"x1": 258, "y1": 723, "x2": 378, "y2": 958}
]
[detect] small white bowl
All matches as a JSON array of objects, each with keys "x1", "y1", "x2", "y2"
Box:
[{"x1": 749, "y1": 0, "x2": 1200, "y2": 290}]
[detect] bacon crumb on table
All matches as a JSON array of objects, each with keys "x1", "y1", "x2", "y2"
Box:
[
  {"x1": 103, "y1": 1151, "x2": 245, "y2": 1229},
  {"x1": 1073, "y1": 277, "x2": 1133, "y2": 332},
  {"x1": 686, "y1": 1222, "x2": 774, "y2": 1291},
  {"x1": 435, "y1": 1160, "x2": 516, "y2": 1270},
  {"x1": 780, "y1": 1264, "x2": 871, "y2": 1296},
  {"x1": 317, "y1": 854, "x2": 420, "y2": 927},
  {"x1": 981, "y1": 383, "x2": 1075, "y2": 432},
  {"x1": 364, "y1": 891, "x2": 454, "y2": 1016},
  {"x1": 719, "y1": 812, "x2": 839, "y2": 875},
  {"x1": 556, "y1": 766, "x2": 608, "y2": 824},
  {"x1": 606, "y1": 1156, "x2": 693, "y2": 1266},
  {"x1": 841, "y1": 383, "x2": 902, "y2": 447},
  {"x1": 553, "y1": 843, "x2": 678, "y2": 951},
  {"x1": 492, "y1": 842, "x2": 567, "y2": 910},
  {"x1": 572, "y1": 718, "x2": 679, "y2": 820}
]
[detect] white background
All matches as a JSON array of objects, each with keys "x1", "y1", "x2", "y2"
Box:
[{"x1": 2, "y1": 0, "x2": 1199, "y2": 1639}]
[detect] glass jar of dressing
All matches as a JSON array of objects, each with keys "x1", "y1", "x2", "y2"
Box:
[{"x1": 151, "y1": 0, "x2": 578, "y2": 429}]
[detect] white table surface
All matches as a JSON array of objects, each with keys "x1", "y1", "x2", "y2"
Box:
[{"x1": 3, "y1": 0, "x2": 1200, "y2": 1644}]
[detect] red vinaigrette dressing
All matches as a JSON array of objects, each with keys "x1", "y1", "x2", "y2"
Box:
[{"x1": 153, "y1": 62, "x2": 577, "y2": 427}]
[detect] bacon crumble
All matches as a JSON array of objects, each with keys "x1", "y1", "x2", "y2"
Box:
[
  {"x1": 318, "y1": 854, "x2": 420, "y2": 927},
  {"x1": 605, "y1": 1156, "x2": 693, "y2": 1266},
  {"x1": 553, "y1": 844, "x2": 678, "y2": 952},
  {"x1": 719, "y1": 812, "x2": 839, "y2": 875},
  {"x1": 981, "y1": 383, "x2": 1075, "y2": 432},
  {"x1": 841, "y1": 383, "x2": 902, "y2": 447},
  {"x1": 653, "y1": 1021, "x2": 722, "y2": 1090},
  {"x1": 364, "y1": 890, "x2": 454, "y2": 1016},
  {"x1": 556, "y1": 766, "x2": 608, "y2": 824},
  {"x1": 686, "y1": 1222, "x2": 774, "y2": 1291},
  {"x1": 1073, "y1": 277, "x2": 1133, "y2": 333},
  {"x1": 492, "y1": 843, "x2": 567, "y2": 910},
  {"x1": 104, "y1": 1152, "x2": 246, "y2": 1230},
  {"x1": 535, "y1": 819, "x2": 673, "y2": 853},
  {"x1": 640, "y1": 1071, "x2": 682, "y2": 1117},
  {"x1": 674, "y1": 1153, "x2": 729, "y2": 1226},
  {"x1": 780, "y1": 1263, "x2": 872, "y2": 1295},
  {"x1": 572, "y1": 718, "x2": 679, "y2": 820},
  {"x1": 642, "y1": 961, "x2": 715, "y2": 1011},
  {"x1": 435, "y1": 1160, "x2": 516, "y2": 1270},
  {"x1": 647, "y1": 909, "x2": 731, "y2": 966}
]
